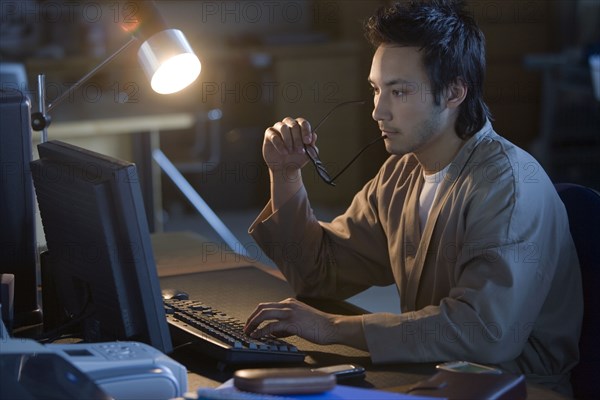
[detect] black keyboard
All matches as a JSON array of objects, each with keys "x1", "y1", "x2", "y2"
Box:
[{"x1": 163, "y1": 298, "x2": 306, "y2": 365}]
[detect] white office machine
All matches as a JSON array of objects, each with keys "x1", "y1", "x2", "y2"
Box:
[
  {"x1": 46, "y1": 341, "x2": 188, "y2": 400},
  {"x1": 0, "y1": 319, "x2": 188, "y2": 400}
]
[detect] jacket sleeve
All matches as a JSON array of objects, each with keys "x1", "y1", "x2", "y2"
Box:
[{"x1": 249, "y1": 180, "x2": 395, "y2": 300}]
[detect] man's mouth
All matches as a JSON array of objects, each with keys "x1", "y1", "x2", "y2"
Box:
[{"x1": 380, "y1": 128, "x2": 399, "y2": 136}]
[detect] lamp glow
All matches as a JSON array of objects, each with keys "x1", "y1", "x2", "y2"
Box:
[
  {"x1": 138, "y1": 29, "x2": 201, "y2": 95},
  {"x1": 150, "y1": 53, "x2": 201, "y2": 94}
]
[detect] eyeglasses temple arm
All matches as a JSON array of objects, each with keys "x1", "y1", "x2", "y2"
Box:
[{"x1": 329, "y1": 135, "x2": 387, "y2": 184}]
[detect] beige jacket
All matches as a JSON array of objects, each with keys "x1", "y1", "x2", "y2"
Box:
[{"x1": 249, "y1": 121, "x2": 583, "y2": 392}]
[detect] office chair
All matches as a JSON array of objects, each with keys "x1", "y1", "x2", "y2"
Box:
[{"x1": 554, "y1": 183, "x2": 600, "y2": 399}]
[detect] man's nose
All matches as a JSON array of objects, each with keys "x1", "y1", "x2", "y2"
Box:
[{"x1": 372, "y1": 97, "x2": 390, "y2": 122}]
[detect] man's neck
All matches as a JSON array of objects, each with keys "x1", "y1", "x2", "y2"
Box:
[{"x1": 415, "y1": 126, "x2": 466, "y2": 175}]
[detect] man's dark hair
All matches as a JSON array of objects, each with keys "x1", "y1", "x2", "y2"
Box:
[{"x1": 365, "y1": 0, "x2": 492, "y2": 139}]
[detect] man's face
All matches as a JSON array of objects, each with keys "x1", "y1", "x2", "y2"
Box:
[{"x1": 369, "y1": 45, "x2": 448, "y2": 157}]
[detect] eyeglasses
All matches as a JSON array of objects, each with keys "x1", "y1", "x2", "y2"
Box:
[{"x1": 304, "y1": 100, "x2": 385, "y2": 186}]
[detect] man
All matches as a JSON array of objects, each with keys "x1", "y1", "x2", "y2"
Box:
[{"x1": 244, "y1": 0, "x2": 582, "y2": 394}]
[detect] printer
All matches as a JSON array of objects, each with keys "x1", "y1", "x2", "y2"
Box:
[{"x1": 0, "y1": 318, "x2": 188, "y2": 400}]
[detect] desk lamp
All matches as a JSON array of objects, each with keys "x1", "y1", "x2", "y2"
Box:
[
  {"x1": 30, "y1": 1, "x2": 249, "y2": 254},
  {"x1": 31, "y1": 1, "x2": 200, "y2": 142}
]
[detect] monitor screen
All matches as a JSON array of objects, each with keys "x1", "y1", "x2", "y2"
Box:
[{"x1": 30, "y1": 140, "x2": 172, "y2": 353}]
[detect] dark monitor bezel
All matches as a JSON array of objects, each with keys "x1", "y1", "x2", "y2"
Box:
[{"x1": 31, "y1": 140, "x2": 172, "y2": 353}]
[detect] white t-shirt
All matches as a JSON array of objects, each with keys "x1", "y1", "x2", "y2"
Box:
[{"x1": 419, "y1": 165, "x2": 450, "y2": 232}]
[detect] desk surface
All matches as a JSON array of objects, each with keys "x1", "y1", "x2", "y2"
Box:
[{"x1": 151, "y1": 232, "x2": 568, "y2": 399}]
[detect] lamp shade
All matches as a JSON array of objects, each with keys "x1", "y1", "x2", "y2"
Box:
[{"x1": 138, "y1": 29, "x2": 201, "y2": 95}]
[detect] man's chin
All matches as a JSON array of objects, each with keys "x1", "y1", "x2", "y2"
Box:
[{"x1": 384, "y1": 141, "x2": 409, "y2": 156}]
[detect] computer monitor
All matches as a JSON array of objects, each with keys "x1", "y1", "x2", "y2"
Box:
[
  {"x1": 30, "y1": 140, "x2": 172, "y2": 353},
  {"x1": 0, "y1": 87, "x2": 41, "y2": 329}
]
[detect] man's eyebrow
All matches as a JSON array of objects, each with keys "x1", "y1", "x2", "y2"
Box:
[{"x1": 368, "y1": 77, "x2": 413, "y2": 86}]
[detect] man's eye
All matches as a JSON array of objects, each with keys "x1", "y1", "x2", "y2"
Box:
[
  {"x1": 392, "y1": 90, "x2": 405, "y2": 97},
  {"x1": 370, "y1": 87, "x2": 380, "y2": 95}
]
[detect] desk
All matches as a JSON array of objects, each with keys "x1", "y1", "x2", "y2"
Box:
[{"x1": 152, "y1": 232, "x2": 569, "y2": 400}]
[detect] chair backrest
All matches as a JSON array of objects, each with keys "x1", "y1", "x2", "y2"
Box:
[{"x1": 554, "y1": 183, "x2": 600, "y2": 399}]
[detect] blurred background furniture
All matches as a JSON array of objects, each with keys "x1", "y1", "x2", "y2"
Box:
[
  {"x1": 526, "y1": 51, "x2": 600, "y2": 191},
  {"x1": 523, "y1": 0, "x2": 600, "y2": 191}
]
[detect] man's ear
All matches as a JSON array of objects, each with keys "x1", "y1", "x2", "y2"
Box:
[{"x1": 445, "y1": 78, "x2": 468, "y2": 109}]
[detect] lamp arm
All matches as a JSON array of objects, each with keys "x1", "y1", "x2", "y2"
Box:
[
  {"x1": 48, "y1": 36, "x2": 138, "y2": 113},
  {"x1": 32, "y1": 36, "x2": 139, "y2": 135}
]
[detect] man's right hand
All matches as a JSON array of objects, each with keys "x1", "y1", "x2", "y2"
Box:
[
  {"x1": 263, "y1": 117, "x2": 316, "y2": 173},
  {"x1": 263, "y1": 117, "x2": 317, "y2": 211}
]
